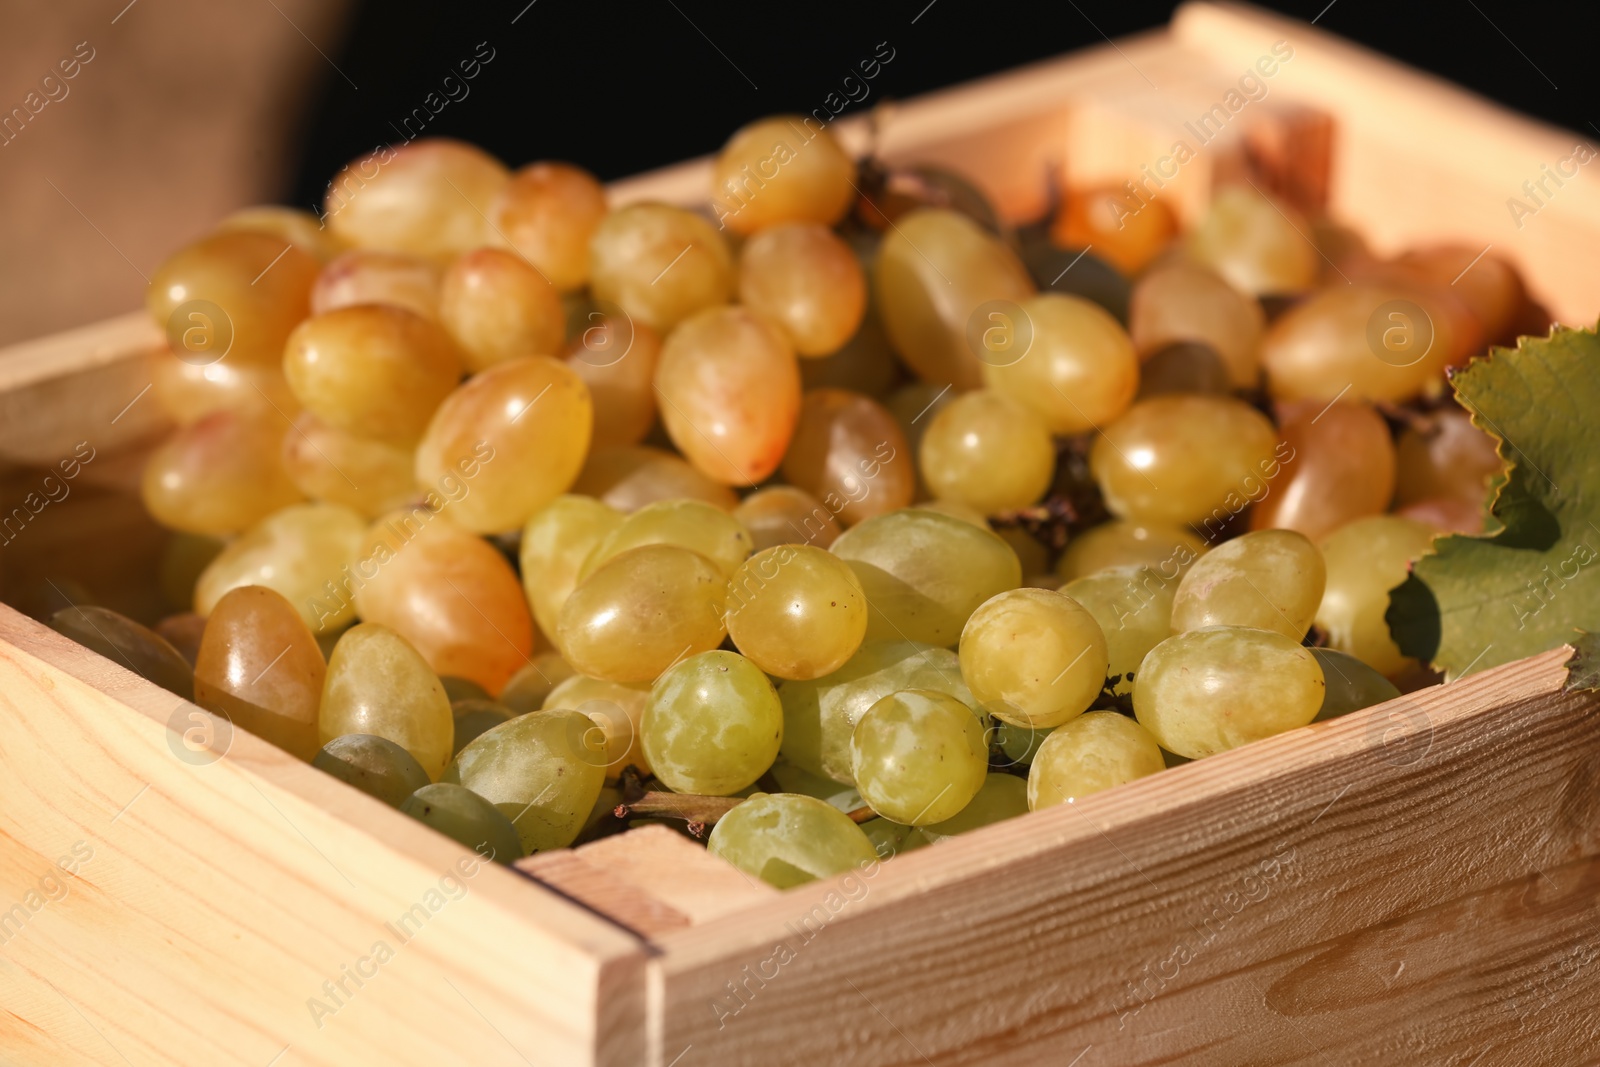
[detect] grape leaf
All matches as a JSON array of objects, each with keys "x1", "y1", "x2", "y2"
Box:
[
  {"x1": 1388, "y1": 324, "x2": 1600, "y2": 680},
  {"x1": 1563, "y1": 630, "x2": 1600, "y2": 692}
]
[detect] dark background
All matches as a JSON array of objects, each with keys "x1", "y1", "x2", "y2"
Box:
[{"x1": 289, "y1": 0, "x2": 1598, "y2": 205}]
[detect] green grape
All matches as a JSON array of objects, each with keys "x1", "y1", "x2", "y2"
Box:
[
  {"x1": 920, "y1": 389, "x2": 1056, "y2": 516},
  {"x1": 641, "y1": 651, "x2": 783, "y2": 796},
  {"x1": 320, "y1": 623, "x2": 455, "y2": 779},
  {"x1": 1187, "y1": 185, "x2": 1317, "y2": 296},
  {"x1": 958, "y1": 588, "x2": 1109, "y2": 729},
  {"x1": 920, "y1": 773, "x2": 1029, "y2": 842},
  {"x1": 589, "y1": 202, "x2": 734, "y2": 334},
  {"x1": 981, "y1": 293, "x2": 1140, "y2": 434},
  {"x1": 194, "y1": 502, "x2": 366, "y2": 634},
  {"x1": 49, "y1": 606, "x2": 194, "y2": 701},
  {"x1": 1311, "y1": 648, "x2": 1402, "y2": 722},
  {"x1": 1056, "y1": 519, "x2": 1207, "y2": 583},
  {"x1": 707, "y1": 793, "x2": 879, "y2": 889},
  {"x1": 726, "y1": 545, "x2": 869, "y2": 680},
  {"x1": 520, "y1": 495, "x2": 626, "y2": 640},
  {"x1": 780, "y1": 640, "x2": 978, "y2": 784},
  {"x1": 444, "y1": 708, "x2": 607, "y2": 853},
  {"x1": 711, "y1": 116, "x2": 857, "y2": 234},
  {"x1": 1134, "y1": 627, "x2": 1325, "y2": 759},
  {"x1": 1026, "y1": 712, "x2": 1165, "y2": 809},
  {"x1": 1129, "y1": 261, "x2": 1264, "y2": 389},
  {"x1": 1316, "y1": 515, "x2": 1438, "y2": 677},
  {"x1": 542, "y1": 673, "x2": 651, "y2": 779},
  {"x1": 738, "y1": 222, "x2": 866, "y2": 356},
  {"x1": 830, "y1": 508, "x2": 1021, "y2": 646},
  {"x1": 441, "y1": 676, "x2": 491, "y2": 704},
  {"x1": 733, "y1": 486, "x2": 841, "y2": 551},
  {"x1": 401, "y1": 782, "x2": 523, "y2": 863},
  {"x1": 767, "y1": 758, "x2": 860, "y2": 807},
  {"x1": 859, "y1": 818, "x2": 929, "y2": 858},
  {"x1": 1170, "y1": 529, "x2": 1325, "y2": 641},
  {"x1": 498, "y1": 652, "x2": 577, "y2": 714},
  {"x1": 579, "y1": 498, "x2": 753, "y2": 582},
  {"x1": 850, "y1": 689, "x2": 989, "y2": 825},
  {"x1": 313, "y1": 734, "x2": 432, "y2": 808},
  {"x1": 1060, "y1": 565, "x2": 1177, "y2": 698},
  {"x1": 451, "y1": 699, "x2": 516, "y2": 756},
  {"x1": 993, "y1": 720, "x2": 1055, "y2": 768}
]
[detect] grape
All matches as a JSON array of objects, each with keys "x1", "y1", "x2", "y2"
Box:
[
  {"x1": 579, "y1": 498, "x2": 753, "y2": 582},
  {"x1": 589, "y1": 203, "x2": 733, "y2": 333},
  {"x1": 996, "y1": 527, "x2": 1052, "y2": 584},
  {"x1": 1134, "y1": 342, "x2": 1235, "y2": 399},
  {"x1": 564, "y1": 311, "x2": 662, "y2": 448},
  {"x1": 49, "y1": 606, "x2": 193, "y2": 701},
  {"x1": 149, "y1": 351, "x2": 300, "y2": 426},
  {"x1": 830, "y1": 508, "x2": 1022, "y2": 646},
  {"x1": 641, "y1": 651, "x2": 783, "y2": 795},
  {"x1": 556, "y1": 544, "x2": 728, "y2": 683},
  {"x1": 920, "y1": 773, "x2": 1029, "y2": 842},
  {"x1": 913, "y1": 501, "x2": 991, "y2": 529},
  {"x1": 859, "y1": 818, "x2": 930, "y2": 858},
  {"x1": 489, "y1": 161, "x2": 608, "y2": 292},
  {"x1": 401, "y1": 782, "x2": 523, "y2": 863},
  {"x1": 154, "y1": 612, "x2": 207, "y2": 667},
  {"x1": 782, "y1": 389, "x2": 914, "y2": 525},
  {"x1": 1170, "y1": 529, "x2": 1325, "y2": 641},
  {"x1": 1393, "y1": 245, "x2": 1526, "y2": 341},
  {"x1": 726, "y1": 545, "x2": 869, "y2": 680},
  {"x1": 1129, "y1": 261, "x2": 1264, "y2": 389},
  {"x1": 438, "y1": 247, "x2": 565, "y2": 371},
  {"x1": 147, "y1": 230, "x2": 318, "y2": 367},
  {"x1": 1060, "y1": 565, "x2": 1177, "y2": 698},
  {"x1": 542, "y1": 673, "x2": 652, "y2": 779},
  {"x1": 710, "y1": 116, "x2": 856, "y2": 234},
  {"x1": 280, "y1": 412, "x2": 418, "y2": 519},
  {"x1": 443, "y1": 708, "x2": 607, "y2": 852},
  {"x1": 311, "y1": 249, "x2": 441, "y2": 320},
  {"x1": 573, "y1": 444, "x2": 739, "y2": 512},
  {"x1": 313, "y1": 734, "x2": 431, "y2": 807},
  {"x1": 800, "y1": 313, "x2": 900, "y2": 397},
  {"x1": 1134, "y1": 626, "x2": 1325, "y2": 758},
  {"x1": 920, "y1": 389, "x2": 1055, "y2": 515},
  {"x1": 1393, "y1": 405, "x2": 1501, "y2": 508},
  {"x1": 351, "y1": 508, "x2": 535, "y2": 695},
  {"x1": 323, "y1": 139, "x2": 510, "y2": 261},
  {"x1": 875, "y1": 208, "x2": 1036, "y2": 388},
  {"x1": 1187, "y1": 185, "x2": 1318, "y2": 296},
  {"x1": 321, "y1": 623, "x2": 455, "y2": 779},
  {"x1": 981, "y1": 293, "x2": 1140, "y2": 434},
  {"x1": 1091, "y1": 395, "x2": 1282, "y2": 527},
  {"x1": 1316, "y1": 515, "x2": 1437, "y2": 677},
  {"x1": 159, "y1": 533, "x2": 224, "y2": 611},
  {"x1": 738, "y1": 222, "x2": 866, "y2": 356},
  {"x1": 779, "y1": 640, "x2": 977, "y2": 784},
  {"x1": 141, "y1": 408, "x2": 303, "y2": 536},
  {"x1": 450, "y1": 699, "x2": 515, "y2": 756},
  {"x1": 959, "y1": 588, "x2": 1109, "y2": 729},
  {"x1": 218, "y1": 205, "x2": 343, "y2": 263},
  {"x1": 1396, "y1": 496, "x2": 1483, "y2": 535},
  {"x1": 850, "y1": 689, "x2": 989, "y2": 825},
  {"x1": 520, "y1": 495, "x2": 625, "y2": 640},
  {"x1": 194, "y1": 586, "x2": 325, "y2": 760},
  {"x1": 1051, "y1": 184, "x2": 1176, "y2": 275},
  {"x1": 498, "y1": 651, "x2": 577, "y2": 715},
  {"x1": 1026, "y1": 712, "x2": 1165, "y2": 809},
  {"x1": 1249, "y1": 399, "x2": 1395, "y2": 541},
  {"x1": 283, "y1": 305, "x2": 464, "y2": 444},
  {"x1": 195, "y1": 502, "x2": 366, "y2": 634},
  {"x1": 655, "y1": 306, "x2": 800, "y2": 486},
  {"x1": 442, "y1": 677, "x2": 492, "y2": 703},
  {"x1": 1311, "y1": 648, "x2": 1402, "y2": 722},
  {"x1": 1056, "y1": 519, "x2": 1207, "y2": 583},
  {"x1": 733, "y1": 486, "x2": 841, "y2": 551},
  {"x1": 707, "y1": 794, "x2": 879, "y2": 888},
  {"x1": 993, "y1": 721, "x2": 1054, "y2": 767},
  {"x1": 413, "y1": 355, "x2": 592, "y2": 534}
]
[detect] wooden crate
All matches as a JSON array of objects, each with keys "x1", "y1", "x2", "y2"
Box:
[{"x1": 2, "y1": 4, "x2": 1598, "y2": 1064}]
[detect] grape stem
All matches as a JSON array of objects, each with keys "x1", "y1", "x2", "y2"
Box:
[
  {"x1": 844, "y1": 805, "x2": 878, "y2": 825},
  {"x1": 613, "y1": 791, "x2": 743, "y2": 826}
]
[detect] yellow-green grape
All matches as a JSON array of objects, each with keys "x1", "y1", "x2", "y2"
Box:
[
  {"x1": 437, "y1": 247, "x2": 565, "y2": 372},
  {"x1": 320, "y1": 623, "x2": 454, "y2": 779},
  {"x1": 1171, "y1": 529, "x2": 1325, "y2": 641},
  {"x1": 574, "y1": 444, "x2": 740, "y2": 513},
  {"x1": 414, "y1": 355, "x2": 592, "y2": 534},
  {"x1": 766, "y1": 758, "x2": 861, "y2": 809},
  {"x1": 141, "y1": 408, "x2": 304, "y2": 536},
  {"x1": 993, "y1": 721, "x2": 1055, "y2": 767},
  {"x1": 159, "y1": 532, "x2": 225, "y2": 612},
  {"x1": 738, "y1": 222, "x2": 866, "y2": 356},
  {"x1": 1026, "y1": 712, "x2": 1165, "y2": 809},
  {"x1": 194, "y1": 585, "x2": 325, "y2": 760},
  {"x1": 733, "y1": 486, "x2": 841, "y2": 551},
  {"x1": 195, "y1": 502, "x2": 366, "y2": 634},
  {"x1": 875, "y1": 208, "x2": 1036, "y2": 389},
  {"x1": 589, "y1": 203, "x2": 733, "y2": 333},
  {"x1": 443, "y1": 708, "x2": 606, "y2": 852},
  {"x1": 283, "y1": 305, "x2": 464, "y2": 444},
  {"x1": 1129, "y1": 261, "x2": 1265, "y2": 389},
  {"x1": 707, "y1": 793, "x2": 879, "y2": 888},
  {"x1": 401, "y1": 782, "x2": 523, "y2": 863},
  {"x1": 556, "y1": 545, "x2": 728, "y2": 683},
  {"x1": 958, "y1": 588, "x2": 1109, "y2": 729},
  {"x1": 887, "y1": 382, "x2": 956, "y2": 459},
  {"x1": 913, "y1": 501, "x2": 990, "y2": 528},
  {"x1": 710, "y1": 116, "x2": 856, "y2": 234},
  {"x1": 726, "y1": 545, "x2": 869, "y2": 680},
  {"x1": 655, "y1": 305, "x2": 801, "y2": 486},
  {"x1": 780, "y1": 640, "x2": 977, "y2": 784},
  {"x1": 49, "y1": 607, "x2": 194, "y2": 701},
  {"x1": 1393, "y1": 404, "x2": 1502, "y2": 508},
  {"x1": 981, "y1": 293, "x2": 1139, "y2": 434},
  {"x1": 311, "y1": 249, "x2": 441, "y2": 320},
  {"x1": 218, "y1": 204, "x2": 344, "y2": 263},
  {"x1": 860, "y1": 818, "x2": 930, "y2": 858},
  {"x1": 324, "y1": 138, "x2": 510, "y2": 261},
  {"x1": 999, "y1": 529, "x2": 1052, "y2": 586},
  {"x1": 542, "y1": 673, "x2": 652, "y2": 779},
  {"x1": 920, "y1": 389, "x2": 1055, "y2": 516},
  {"x1": 1316, "y1": 515, "x2": 1437, "y2": 677},
  {"x1": 800, "y1": 313, "x2": 900, "y2": 397},
  {"x1": 783, "y1": 388, "x2": 916, "y2": 526},
  {"x1": 488, "y1": 161, "x2": 608, "y2": 292},
  {"x1": 579, "y1": 498, "x2": 753, "y2": 582},
  {"x1": 147, "y1": 230, "x2": 318, "y2": 367},
  {"x1": 1187, "y1": 185, "x2": 1317, "y2": 296},
  {"x1": 1059, "y1": 565, "x2": 1177, "y2": 698},
  {"x1": 1056, "y1": 519, "x2": 1208, "y2": 583},
  {"x1": 641, "y1": 650, "x2": 783, "y2": 796},
  {"x1": 520, "y1": 495, "x2": 625, "y2": 640},
  {"x1": 313, "y1": 734, "x2": 431, "y2": 807},
  {"x1": 1091, "y1": 395, "x2": 1282, "y2": 528},
  {"x1": 920, "y1": 774, "x2": 1029, "y2": 842},
  {"x1": 1311, "y1": 647, "x2": 1402, "y2": 721},
  {"x1": 281, "y1": 412, "x2": 418, "y2": 518},
  {"x1": 149, "y1": 349, "x2": 301, "y2": 426},
  {"x1": 850, "y1": 689, "x2": 989, "y2": 825},
  {"x1": 498, "y1": 651, "x2": 577, "y2": 715},
  {"x1": 441, "y1": 677, "x2": 492, "y2": 703},
  {"x1": 450, "y1": 699, "x2": 515, "y2": 756},
  {"x1": 1134, "y1": 627, "x2": 1325, "y2": 758},
  {"x1": 564, "y1": 312, "x2": 662, "y2": 448},
  {"x1": 830, "y1": 508, "x2": 1022, "y2": 646}
]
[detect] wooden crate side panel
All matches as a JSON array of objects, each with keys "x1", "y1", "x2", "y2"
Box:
[{"x1": 0, "y1": 606, "x2": 646, "y2": 1067}]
